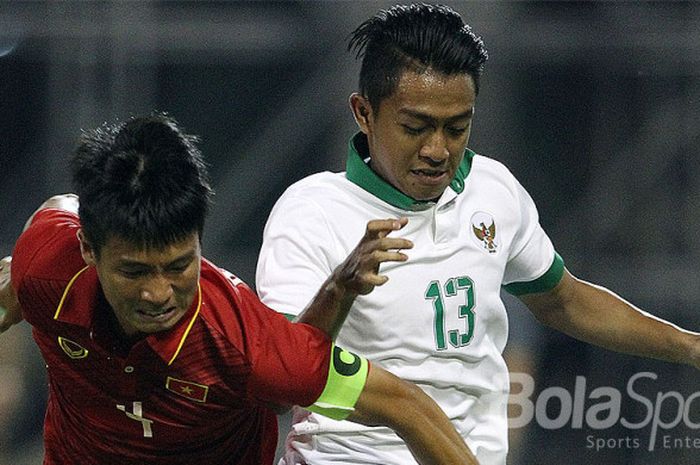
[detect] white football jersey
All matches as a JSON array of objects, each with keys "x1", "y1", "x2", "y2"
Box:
[{"x1": 256, "y1": 134, "x2": 564, "y2": 465}]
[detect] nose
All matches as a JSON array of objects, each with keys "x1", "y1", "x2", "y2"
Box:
[
  {"x1": 140, "y1": 274, "x2": 174, "y2": 306},
  {"x1": 419, "y1": 131, "x2": 449, "y2": 163}
]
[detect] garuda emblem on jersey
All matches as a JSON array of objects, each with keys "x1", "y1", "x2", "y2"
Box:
[{"x1": 470, "y1": 211, "x2": 499, "y2": 254}]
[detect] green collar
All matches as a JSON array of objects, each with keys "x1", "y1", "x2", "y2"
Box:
[{"x1": 345, "y1": 133, "x2": 474, "y2": 210}]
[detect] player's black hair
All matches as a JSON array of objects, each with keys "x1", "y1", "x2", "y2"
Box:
[
  {"x1": 349, "y1": 3, "x2": 488, "y2": 112},
  {"x1": 71, "y1": 113, "x2": 213, "y2": 256}
]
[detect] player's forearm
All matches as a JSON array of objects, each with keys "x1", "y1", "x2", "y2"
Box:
[
  {"x1": 394, "y1": 391, "x2": 480, "y2": 465},
  {"x1": 348, "y1": 367, "x2": 479, "y2": 465},
  {"x1": 567, "y1": 283, "x2": 697, "y2": 366},
  {"x1": 0, "y1": 257, "x2": 22, "y2": 333},
  {"x1": 526, "y1": 274, "x2": 699, "y2": 367},
  {"x1": 295, "y1": 274, "x2": 357, "y2": 339}
]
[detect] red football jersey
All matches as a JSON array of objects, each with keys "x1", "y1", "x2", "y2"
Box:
[{"x1": 12, "y1": 209, "x2": 333, "y2": 465}]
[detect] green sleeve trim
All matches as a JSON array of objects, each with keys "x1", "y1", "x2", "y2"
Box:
[
  {"x1": 306, "y1": 345, "x2": 369, "y2": 421},
  {"x1": 282, "y1": 313, "x2": 296, "y2": 322},
  {"x1": 503, "y1": 252, "x2": 565, "y2": 296}
]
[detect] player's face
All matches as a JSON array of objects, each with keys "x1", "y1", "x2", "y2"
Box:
[
  {"x1": 352, "y1": 69, "x2": 476, "y2": 201},
  {"x1": 80, "y1": 232, "x2": 201, "y2": 337}
]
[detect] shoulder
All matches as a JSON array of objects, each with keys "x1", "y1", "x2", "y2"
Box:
[
  {"x1": 275, "y1": 171, "x2": 352, "y2": 207},
  {"x1": 197, "y1": 259, "x2": 285, "y2": 348},
  {"x1": 264, "y1": 171, "x2": 353, "y2": 234},
  {"x1": 11, "y1": 209, "x2": 87, "y2": 327},
  {"x1": 468, "y1": 153, "x2": 532, "y2": 199},
  {"x1": 283, "y1": 171, "x2": 345, "y2": 193},
  {"x1": 197, "y1": 259, "x2": 250, "y2": 337},
  {"x1": 472, "y1": 154, "x2": 520, "y2": 183},
  {"x1": 268, "y1": 170, "x2": 382, "y2": 226},
  {"x1": 12, "y1": 209, "x2": 84, "y2": 288},
  {"x1": 198, "y1": 258, "x2": 330, "y2": 364}
]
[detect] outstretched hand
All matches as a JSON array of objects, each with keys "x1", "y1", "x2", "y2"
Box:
[
  {"x1": 296, "y1": 218, "x2": 413, "y2": 339},
  {"x1": 0, "y1": 256, "x2": 21, "y2": 334},
  {"x1": 331, "y1": 217, "x2": 413, "y2": 296}
]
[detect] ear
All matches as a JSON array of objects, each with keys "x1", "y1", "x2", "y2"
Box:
[
  {"x1": 349, "y1": 93, "x2": 372, "y2": 134},
  {"x1": 77, "y1": 229, "x2": 97, "y2": 266}
]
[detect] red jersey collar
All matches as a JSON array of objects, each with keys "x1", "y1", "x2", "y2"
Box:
[{"x1": 52, "y1": 265, "x2": 203, "y2": 366}]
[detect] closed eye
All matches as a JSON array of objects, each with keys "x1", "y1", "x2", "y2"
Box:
[
  {"x1": 447, "y1": 126, "x2": 468, "y2": 136},
  {"x1": 166, "y1": 264, "x2": 190, "y2": 274},
  {"x1": 165, "y1": 257, "x2": 194, "y2": 274},
  {"x1": 119, "y1": 268, "x2": 148, "y2": 279},
  {"x1": 402, "y1": 125, "x2": 426, "y2": 136}
]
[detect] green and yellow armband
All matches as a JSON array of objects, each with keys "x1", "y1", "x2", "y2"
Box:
[{"x1": 307, "y1": 344, "x2": 369, "y2": 421}]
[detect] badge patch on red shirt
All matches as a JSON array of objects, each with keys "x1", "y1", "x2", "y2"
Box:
[
  {"x1": 58, "y1": 336, "x2": 89, "y2": 359},
  {"x1": 165, "y1": 376, "x2": 209, "y2": 403}
]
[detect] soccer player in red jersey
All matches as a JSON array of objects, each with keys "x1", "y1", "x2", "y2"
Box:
[{"x1": 0, "y1": 115, "x2": 479, "y2": 465}]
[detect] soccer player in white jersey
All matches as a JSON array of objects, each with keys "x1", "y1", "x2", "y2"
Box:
[{"x1": 256, "y1": 4, "x2": 700, "y2": 465}]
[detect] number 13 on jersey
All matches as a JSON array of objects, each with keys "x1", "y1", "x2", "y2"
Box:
[{"x1": 424, "y1": 276, "x2": 476, "y2": 351}]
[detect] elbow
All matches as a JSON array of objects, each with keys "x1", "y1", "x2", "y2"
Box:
[
  {"x1": 42, "y1": 194, "x2": 79, "y2": 212},
  {"x1": 530, "y1": 304, "x2": 560, "y2": 329},
  {"x1": 521, "y1": 272, "x2": 580, "y2": 332},
  {"x1": 530, "y1": 303, "x2": 578, "y2": 335}
]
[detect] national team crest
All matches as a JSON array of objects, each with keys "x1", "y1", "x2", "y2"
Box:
[
  {"x1": 470, "y1": 211, "x2": 499, "y2": 254},
  {"x1": 165, "y1": 376, "x2": 209, "y2": 403},
  {"x1": 58, "y1": 336, "x2": 89, "y2": 359}
]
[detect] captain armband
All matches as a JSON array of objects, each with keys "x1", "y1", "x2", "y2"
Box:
[{"x1": 307, "y1": 344, "x2": 369, "y2": 421}]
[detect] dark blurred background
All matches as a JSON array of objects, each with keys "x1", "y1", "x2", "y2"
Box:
[{"x1": 1, "y1": 1, "x2": 698, "y2": 464}]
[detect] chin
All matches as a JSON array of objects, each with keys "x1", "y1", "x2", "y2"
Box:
[
  {"x1": 137, "y1": 322, "x2": 175, "y2": 335},
  {"x1": 412, "y1": 190, "x2": 445, "y2": 202}
]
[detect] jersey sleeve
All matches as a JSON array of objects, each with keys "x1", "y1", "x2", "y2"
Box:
[
  {"x1": 210, "y1": 268, "x2": 370, "y2": 420},
  {"x1": 256, "y1": 193, "x2": 337, "y2": 317},
  {"x1": 12, "y1": 208, "x2": 85, "y2": 323},
  {"x1": 229, "y1": 281, "x2": 334, "y2": 407},
  {"x1": 501, "y1": 177, "x2": 564, "y2": 295}
]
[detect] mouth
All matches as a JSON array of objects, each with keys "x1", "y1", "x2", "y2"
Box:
[
  {"x1": 410, "y1": 168, "x2": 449, "y2": 184},
  {"x1": 136, "y1": 306, "x2": 177, "y2": 321}
]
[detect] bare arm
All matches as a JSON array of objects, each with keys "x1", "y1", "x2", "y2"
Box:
[
  {"x1": 0, "y1": 194, "x2": 80, "y2": 334},
  {"x1": 346, "y1": 365, "x2": 479, "y2": 465},
  {"x1": 296, "y1": 218, "x2": 413, "y2": 339},
  {"x1": 520, "y1": 269, "x2": 700, "y2": 370},
  {"x1": 0, "y1": 257, "x2": 20, "y2": 333}
]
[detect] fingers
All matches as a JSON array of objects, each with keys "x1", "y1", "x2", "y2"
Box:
[
  {"x1": 357, "y1": 273, "x2": 389, "y2": 287},
  {"x1": 363, "y1": 218, "x2": 413, "y2": 249},
  {"x1": 0, "y1": 256, "x2": 20, "y2": 334},
  {"x1": 346, "y1": 219, "x2": 413, "y2": 294},
  {"x1": 334, "y1": 218, "x2": 414, "y2": 296},
  {"x1": 359, "y1": 218, "x2": 413, "y2": 267},
  {"x1": 0, "y1": 256, "x2": 10, "y2": 287},
  {"x1": 357, "y1": 218, "x2": 413, "y2": 261},
  {"x1": 0, "y1": 308, "x2": 9, "y2": 334},
  {"x1": 369, "y1": 249, "x2": 410, "y2": 264},
  {"x1": 364, "y1": 217, "x2": 410, "y2": 240},
  {"x1": 352, "y1": 251, "x2": 406, "y2": 295}
]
